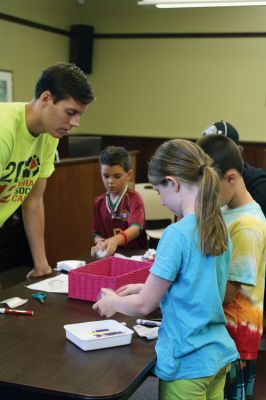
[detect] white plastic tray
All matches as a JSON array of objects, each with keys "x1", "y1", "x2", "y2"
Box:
[{"x1": 64, "y1": 320, "x2": 134, "y2": 351}]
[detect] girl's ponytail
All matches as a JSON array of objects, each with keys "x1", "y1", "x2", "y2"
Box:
[
  {"x1": 148, "y1": 139, "x2": 228, "y2": 256},
  {"x1": 196, "y1": 165, "x2": 228, "y2": 256}
]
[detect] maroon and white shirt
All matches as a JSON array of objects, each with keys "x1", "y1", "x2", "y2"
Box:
[{"x1": 92, "y1": 188, "x2": 147, "y2": 251}]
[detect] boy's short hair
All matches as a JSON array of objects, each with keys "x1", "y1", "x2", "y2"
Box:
[
  {"x1": 99, "y1": 146, "x2": 131, "y2": 172},
  {"x1": 202, "y1": 120, "x2": 240, "y2": 145},
  {"x1": 197, "y1": 134, "x2": 244, "y2": 177},
  {"x1": 35, "y1": 62, "x2": 95, "y2": 105}
]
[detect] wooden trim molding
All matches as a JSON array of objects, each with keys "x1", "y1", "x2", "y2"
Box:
[
  {"x1": 0, "y1": 13, "x2": 69, "y2": 36},
  {"x1": 2, "y1": 12, "x2": 266, "y2": 39},
  {"x1": 58, "y1": 134, "x2": 266, "y2": 183}
]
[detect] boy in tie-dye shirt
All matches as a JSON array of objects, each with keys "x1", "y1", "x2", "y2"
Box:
[{"x1": 198, "y1": 134, "x2": 266, "y2": 400}]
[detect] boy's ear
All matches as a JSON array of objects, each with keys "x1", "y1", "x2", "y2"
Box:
[
  {"x1": 224, "y1": 169, "x2": 238, "y2": 184},
  {"x1": 127, "y1": 169, "x2": 133, "y2": 180}
]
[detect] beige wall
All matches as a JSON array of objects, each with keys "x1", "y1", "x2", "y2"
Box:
[
  {"x1": 0, "y1": 20, "x2": 68, "y2": 101},
  {"x1": 1, "y1": 0, "x2": 266, "y2": 142}
]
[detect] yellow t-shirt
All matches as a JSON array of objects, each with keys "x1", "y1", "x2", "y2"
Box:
[{"x1": 0, "y1": 102, "x2": 59, "y2": 226}]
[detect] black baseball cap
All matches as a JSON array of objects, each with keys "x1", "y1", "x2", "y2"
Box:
[{"x1": 202, "y1": 121, "x2": 240, "y2": 145}]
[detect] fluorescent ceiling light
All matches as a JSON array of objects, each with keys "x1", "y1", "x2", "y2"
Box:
[{"x1": 138, "y1": 0, "x2": 266, "y2": 8}]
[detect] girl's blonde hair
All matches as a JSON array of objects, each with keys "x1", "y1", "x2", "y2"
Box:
[{"x1": 148, "y1": 139, "x2": 228, "y2": 256}]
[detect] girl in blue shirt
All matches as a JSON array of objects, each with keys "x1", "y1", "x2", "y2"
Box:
[{"x1": 93, "y1": 139, "x2": 239, "y2": 400}]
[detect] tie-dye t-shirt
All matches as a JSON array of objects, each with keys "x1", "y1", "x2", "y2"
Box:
[{"x1": 222, "y1": 202, "x2": 266, "y2": 360}]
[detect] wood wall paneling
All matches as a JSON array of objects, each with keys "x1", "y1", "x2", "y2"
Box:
[
  {"x1": 241, "y1": 142, "x2": 266, "y2": 169},
  {"x1": 44, "y1": 158, "x2": 104, "y2": 265},
  {"x1": 60, "y1": 134, "x2": 266, "y2": 184},
  {"x1": 101, "y1": 136, "x2": 266, "y2": 182},
  {"x1": 43, "y1": 152, "x2": 138, "y2": 266}
]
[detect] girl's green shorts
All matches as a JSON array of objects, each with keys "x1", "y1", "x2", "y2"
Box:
[{"x1": 159, "y1": 364, "x2": 231, "y2": 400}]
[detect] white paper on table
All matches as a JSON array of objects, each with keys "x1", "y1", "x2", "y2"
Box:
[
  {"x1": 55, "y1": 260, "x2": 86, "y2": 272},
  {"x1": 114, "y1": 248, "x2": 156, "y2": 262},
  {"x1": 25, "y1": 274, "x2": 68, "y2": 293},
  {"x1": 133, "y1": 324, "x2": 159, "y2": 340},
  {"x1": 0, "y1": 297, "x2": 28, "y2": 308}
]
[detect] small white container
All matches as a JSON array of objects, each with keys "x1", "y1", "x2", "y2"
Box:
[
  {"x1": 64, "y1": 320, "x2": 134, "y2": 351},
  {"x1": 56, "y1": 260, "x2": 86, "y2": 272}
]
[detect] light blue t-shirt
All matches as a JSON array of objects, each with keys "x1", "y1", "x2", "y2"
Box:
[{"x1": 150, "y1": 214, "x2": 239, "y2": 381}]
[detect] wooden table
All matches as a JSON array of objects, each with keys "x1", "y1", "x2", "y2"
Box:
[{"x1": 0, "y1": 278, "x2": 156, "y2": 400}]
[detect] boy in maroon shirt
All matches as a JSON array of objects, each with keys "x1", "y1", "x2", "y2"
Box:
[{"x1": 91, "y1": 146, "x2": 147, "y2": 257}]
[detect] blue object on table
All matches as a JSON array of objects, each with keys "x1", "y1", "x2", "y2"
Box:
[{"x1": 32, "y1": 292, "x2": 46, "y2": 304}]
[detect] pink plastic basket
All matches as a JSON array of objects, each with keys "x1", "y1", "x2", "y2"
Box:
[{"x1": 68, "y1": 256, "x2": 152, "y2": 302}]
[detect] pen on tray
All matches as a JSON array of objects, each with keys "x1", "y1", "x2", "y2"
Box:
[
  {"x1": 93, "y1": 331, "x2": 123, "y2": 338},
  {"x1": 0, "y1": 308, "x2": 34, "y2": 316},
  {"x1": 102, "y1": 331, "x2": 123, "y2": 336},
  {"x1": 136, "y1": 319, "x2": 161, "y2": 327}
]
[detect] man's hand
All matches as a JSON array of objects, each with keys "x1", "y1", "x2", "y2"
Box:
[{"x1": 26, "y1": 265, "x2": 52, "y2": 279}]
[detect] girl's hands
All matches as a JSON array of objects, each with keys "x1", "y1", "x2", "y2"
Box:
[
  {"x1": 92, "y1": 288, "x2": 117, "y2": 318},
  {"x1": 93, "y1": 275, "x2": 170, "y2": 318}
]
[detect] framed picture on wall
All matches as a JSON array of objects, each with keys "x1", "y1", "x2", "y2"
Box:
[{"x1": 0, "y1": 70, "x2": 13, "y2": 102}]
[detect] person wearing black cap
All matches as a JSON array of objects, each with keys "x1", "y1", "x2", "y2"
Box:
[{"x1": 202, "y1": 121, "x2": 266, "y2": 217}]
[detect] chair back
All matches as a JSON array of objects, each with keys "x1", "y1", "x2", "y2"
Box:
[{"x1": 135, "y1": 183, "x2": 174, "y2": 226}]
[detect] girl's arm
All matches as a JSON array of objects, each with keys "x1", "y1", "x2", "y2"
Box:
[
  {"x1": 116, "y1": 283, "x2": 144, "y2": 296},
  {"x1": 92, "y1": 273, "x2": 171, "y2": 318}
]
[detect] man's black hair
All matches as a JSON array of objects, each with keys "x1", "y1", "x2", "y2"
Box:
[{"x1": 35, "y1": 62, "x2": 94, "y2": 105}]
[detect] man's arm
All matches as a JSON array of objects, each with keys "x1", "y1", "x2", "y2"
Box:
[{"x1": 22, "y1": 178, "x2": 52, "y2": 278}]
